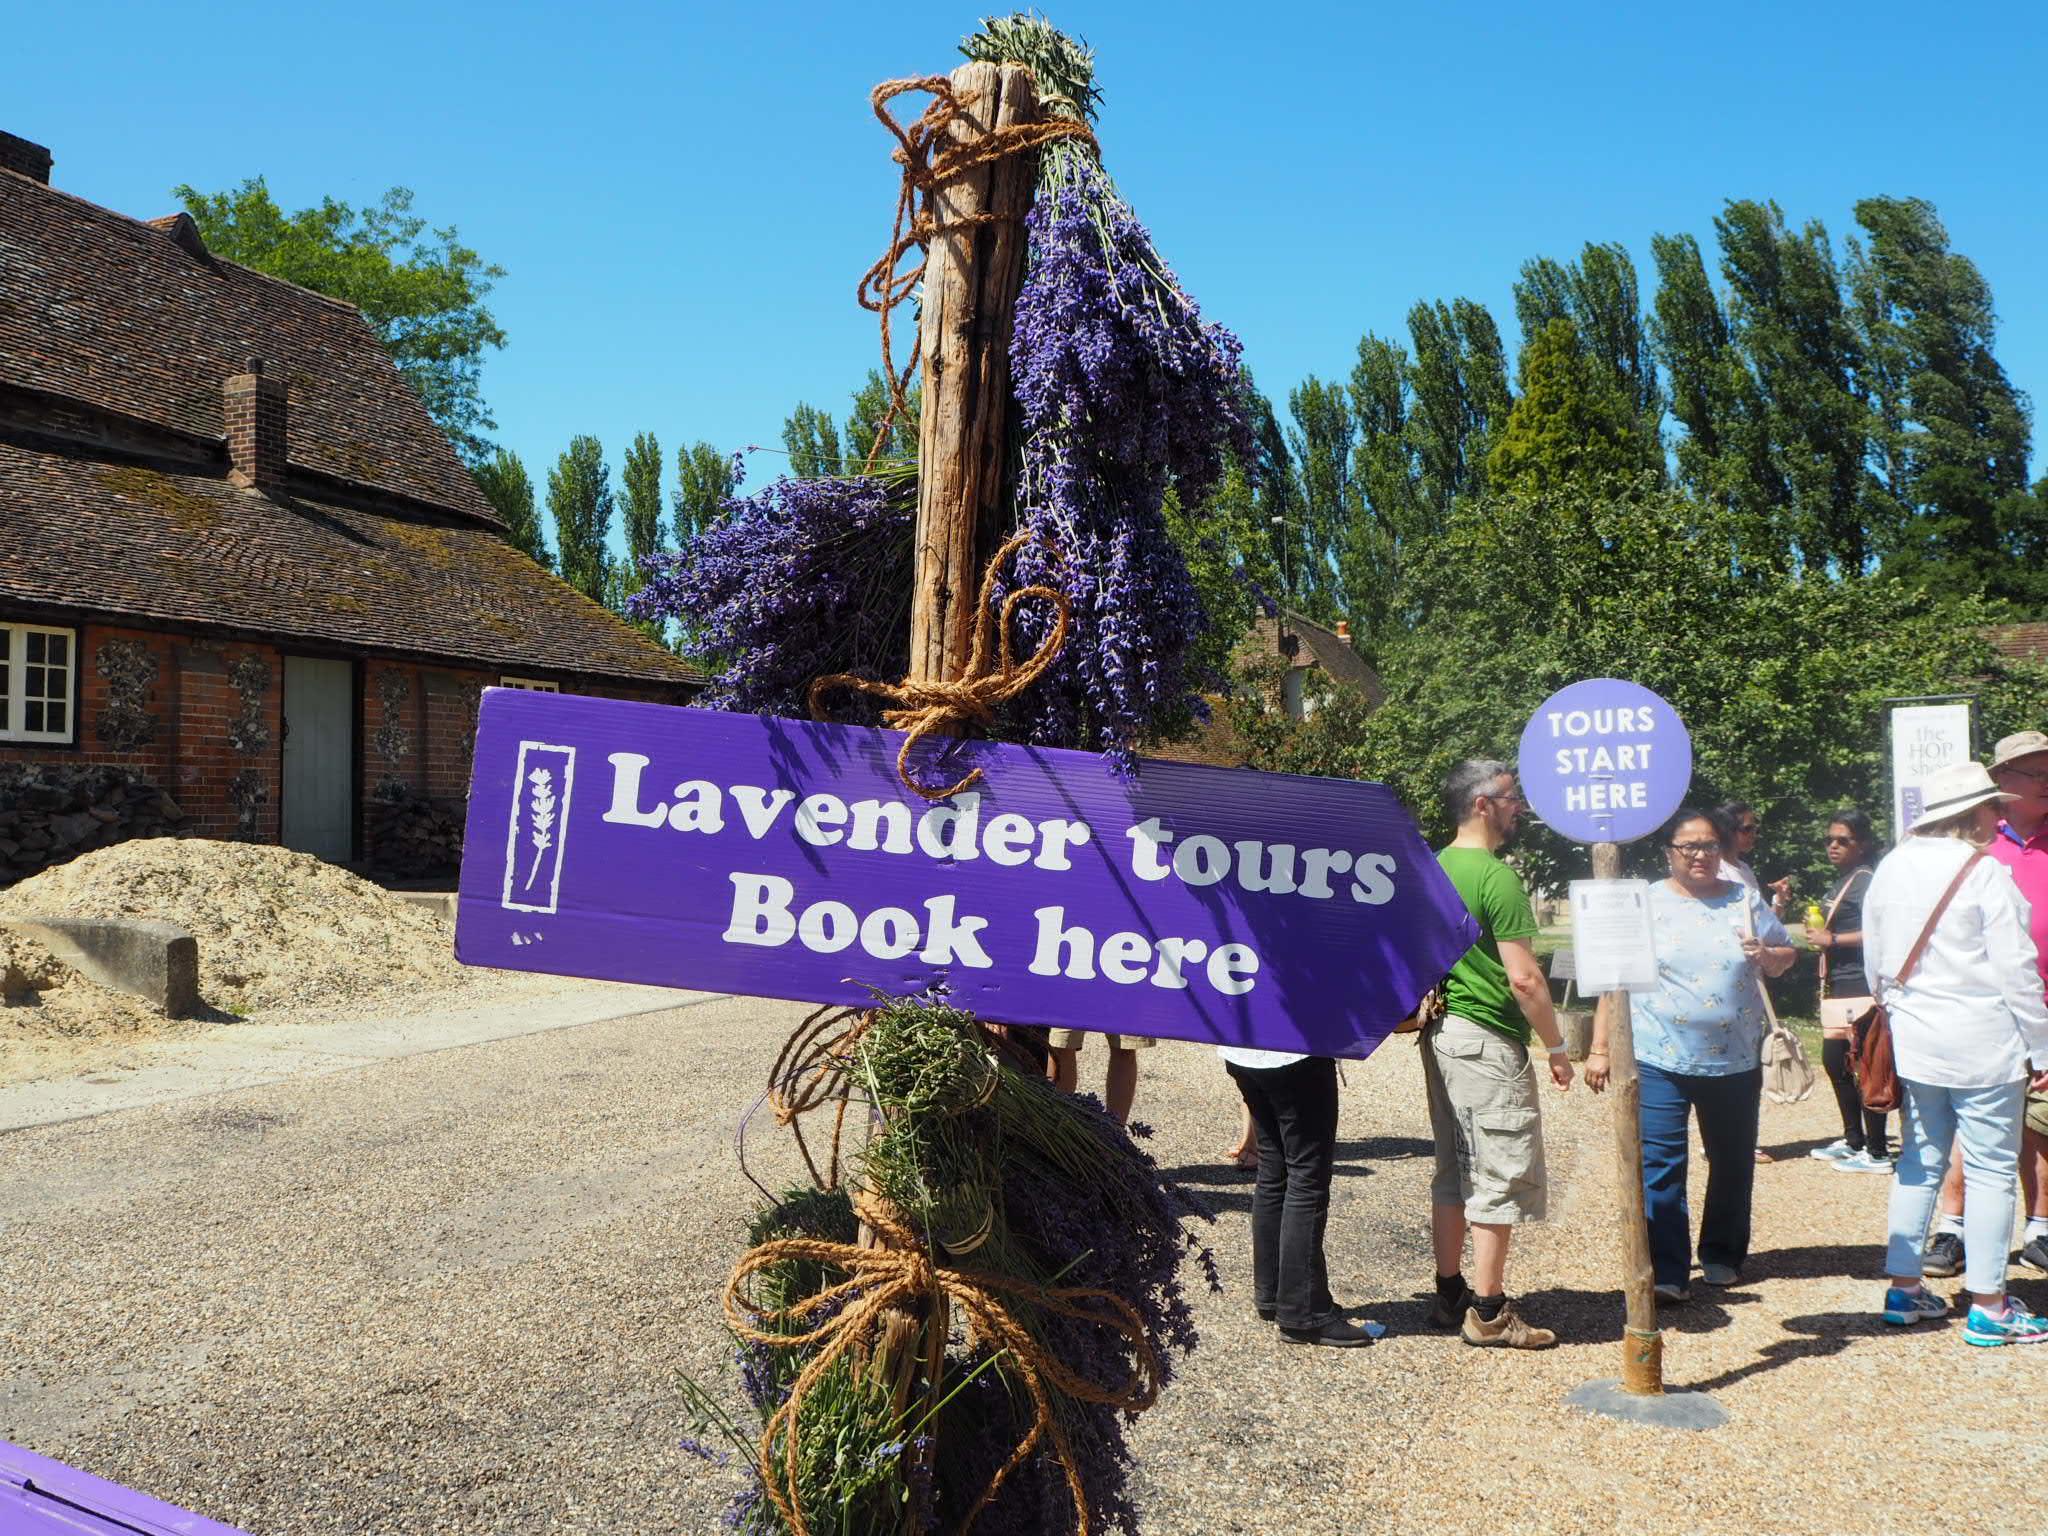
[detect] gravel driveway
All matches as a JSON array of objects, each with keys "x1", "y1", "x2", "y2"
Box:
[{"x1": 1, "y1": 995, "x2": 2039, "y2": 1534}]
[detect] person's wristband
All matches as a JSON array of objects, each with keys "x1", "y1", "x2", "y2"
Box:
[{"x1": 1546, "y1": 1043, "x2": 1569, "y2": 1057}]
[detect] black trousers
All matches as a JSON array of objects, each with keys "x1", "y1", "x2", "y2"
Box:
[
  {"x1": 1822, "y1": 1037, "x2": 1889, "y2": 1156},
  {"x1": 1226, "y1": 1056, "x2": 1339, "y2": 1330}
]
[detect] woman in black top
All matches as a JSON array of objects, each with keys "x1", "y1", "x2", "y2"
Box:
[{"x1": 1808, "y1": 809, "x2": 1887, "y2": 1169}]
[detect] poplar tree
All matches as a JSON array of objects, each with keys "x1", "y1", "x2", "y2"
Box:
[
  {"x1": 782, "y1": 402, "x2": 843, "y2": 479},
  {"x1": 844, "y1": 370, "x2": 921, "y2": 470},
  {"x1": 1284, "y1": 375, "x2": 1356, "y2": 620},
  {"x1": 1847, "y1": 196, "x2": 2046, "y2": 602},
  {"x1": 614, "y1": 431, "x2": 665, "y2": 637},
  {"x1": 547, "y1": 435, "x2": 614, "y2": 605},
  {"x1": 674, "y1": 440, "x2": 735, "y2": 547},
  {"x1": 1513, "y1": 245, "x2": 1663, "y2": 478},
  {"x1": 1715, "y1": 201, "x2": 1868, "y2": 572},
  {"x1": 472, "y1": 449, "x2": 551, "y2": 570}
]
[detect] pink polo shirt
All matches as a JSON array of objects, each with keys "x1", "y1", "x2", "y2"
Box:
[{"x1": 1990, "y1": 820, "x2": 2048, "y2": 994}]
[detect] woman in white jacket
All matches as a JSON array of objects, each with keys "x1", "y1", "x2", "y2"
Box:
[{"x1": 1865, "y1": 761, "x2": 2048, "y2": 1346}]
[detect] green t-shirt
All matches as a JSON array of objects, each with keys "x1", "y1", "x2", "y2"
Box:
[{"x1": 1436, "y1": 845, "x2": 1540, "y2": 1043}]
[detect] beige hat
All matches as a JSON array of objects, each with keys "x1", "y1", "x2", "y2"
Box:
[
  {"x1": 1991, "y1": 730, "x2": 2048, "y2": 771},
  {"x1": 1918, "y1": 760, "x2": 2017, "y2": 822}
]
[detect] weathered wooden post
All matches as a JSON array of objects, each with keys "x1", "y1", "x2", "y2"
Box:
[
  {"x1": 1591, "y1": 838, "x2": 1663, "y2": 1396},
  {"x1": 910, "y1": 60, "x2": 1040, "y2": 681}
]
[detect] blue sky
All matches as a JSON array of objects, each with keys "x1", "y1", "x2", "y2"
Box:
[{"x1": 20, "y1": 1, "x2": 2048, "y2": 527}]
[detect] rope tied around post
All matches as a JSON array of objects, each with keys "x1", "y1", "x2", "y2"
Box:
[
  {"x1": 726, "y1": 1187, "x2": 1162, "y2": 1536},
  {"x1": 857, "y1": 72, "x2": 1096, "y2": 466},
  {"x1": 809, "y1": 532, "x2": 1070, "y2": 801}
]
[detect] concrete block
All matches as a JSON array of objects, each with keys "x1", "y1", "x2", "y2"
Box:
[
  {"x1": 392, "y1": 891, "x2": 456, "y2": 923},
  {"x1": 0, "y1": 917, "x2": 201, "y2": 1018}
]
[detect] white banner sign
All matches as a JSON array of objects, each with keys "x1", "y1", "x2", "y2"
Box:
[{"x1": 1890, "y1": 702, "x2": 1973, "y2": 837}]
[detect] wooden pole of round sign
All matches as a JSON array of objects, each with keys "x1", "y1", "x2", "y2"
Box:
[{"x1": 1593, "y1": 838, "x2": 1663, "y2": 1395}]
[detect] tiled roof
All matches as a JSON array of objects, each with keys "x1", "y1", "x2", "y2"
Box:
[
  {"x1": 0, "y1": 442, "x2": 701, "y2": 687},
  {"x1": 0, "y1": 166, "x2": 499, "y2": 526},
  {"x1": 1989, "y1": 623, "x2": 2048, "y2": 662}
]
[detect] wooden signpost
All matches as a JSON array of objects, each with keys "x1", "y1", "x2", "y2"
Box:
[
  {"x1": 909, "y1": 61, "x2": 1038, "y2": 682},
  {"x1": 1518, "y1": 680, "x2": 1728, "y2": 1429}
]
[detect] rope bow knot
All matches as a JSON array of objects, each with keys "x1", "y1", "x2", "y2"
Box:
[{"x1": 809, "y1": 532, "x2": 1070, "y2": 801}]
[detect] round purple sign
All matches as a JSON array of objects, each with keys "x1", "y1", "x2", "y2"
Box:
[{"x1": 1517, "y1": 679, "x2": 1692, "y2": 844}]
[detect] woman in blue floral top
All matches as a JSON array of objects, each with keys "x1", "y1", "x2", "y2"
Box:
[{"x1": 1633, "y1": 807, "x2": 1797, "y2": 1301}]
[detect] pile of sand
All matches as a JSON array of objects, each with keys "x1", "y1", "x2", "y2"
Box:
[{"x1": 0, "y1": 838, "x2": 467, "y2": 1016}]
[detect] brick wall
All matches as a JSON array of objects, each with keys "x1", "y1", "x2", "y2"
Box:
[
  {"x1": 3, "y1": 615, "x2": 691, "y2": 869},
  {"x1": 0, "y1": 622, "x2": 284, "y2": 842}
]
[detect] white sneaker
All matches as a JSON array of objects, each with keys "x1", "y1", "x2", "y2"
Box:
[
  {"x1": 1834, "y1": 1150, "x2": 1895, "y2": 1175},
  {"x1": 1809, "y1": 1138, "x2": 1856, "y2": 1162}
]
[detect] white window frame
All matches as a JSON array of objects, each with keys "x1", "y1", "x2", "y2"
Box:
[
  {"x1": 498, "y1": 676, "x2": 560, "y2": 692},
  {"x1": 0, "y1": 623, "x2": 78, "y2": 744}
]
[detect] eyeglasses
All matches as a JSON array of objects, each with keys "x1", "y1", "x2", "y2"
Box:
[
  {"x1": 1670, "y1": 842, "x2": 1722, "y2": 857},
  {"x1": 2001, "y1": 766, "x2": 2048, "y2": 786},
  {"x1": 1824, "y1": 835, "x2": 1859, "y2": 846}
]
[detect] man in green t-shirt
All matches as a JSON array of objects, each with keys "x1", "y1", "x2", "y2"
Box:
[{"x1": 1423, "y1": 759, "x2": 1574, "y2": 1350}]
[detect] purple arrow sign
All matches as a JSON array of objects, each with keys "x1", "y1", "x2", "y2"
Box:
[
  {"x1": 455, "y1": 691, "x2": 1479, "y2": 1058},
  {"x1": 1518, "y1": 678, "x2": 1693, "y2": 844}
]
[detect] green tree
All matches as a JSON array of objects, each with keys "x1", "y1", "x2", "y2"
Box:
[
  {"x1": 674, "y1": 440, "x2": 736, "y2": 547},
  {"x1": 1485, "y1": 318, "x2": 1643, "y2": 497},
  {"x1": 1283, "y1": 375, "x2": 1356, "y2": 620},
  {"x1": 1847, "y1": 196, "x2": 2047, "y2": 605},
  {"x1": 613, "y1": 431, "x2": 666, "y2": 638},
  {"x1": 1650, "y1": 230, "x2": 1785, "y2": 535},
  {"x1": 471, "y1": 450, "x2": 551, "y2": 571},
  {"x1": 547, "y1": 435, "x2": 614, "y2": 605},
  {"x1": 782, "y1": 402, "x2": 844, "y2": 479},
  {"x1": 175, "y1": 178, "x2": 506, "y2": 460},
  {"x1": 1513, "y1": 243, "x2": 1662, "y2": 473},
  {"x1": 844, "y1": 370, "x2": 921, "y2": 471},
  {"x1": 1715, "y1": 200, "x2": 1869, "y2": 572},
  {"x1": 1228, "y1": 485, "x2": 2048, "y2": 891}
]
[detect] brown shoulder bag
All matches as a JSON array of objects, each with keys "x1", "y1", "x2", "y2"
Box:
[{"x1": 1852, "y1": 851, "x2": 1983, "y2": 1114}]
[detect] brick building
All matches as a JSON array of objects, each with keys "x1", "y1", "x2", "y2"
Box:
[{"x1": 0, "y1": 130, "x2": 699, "y2": 877}]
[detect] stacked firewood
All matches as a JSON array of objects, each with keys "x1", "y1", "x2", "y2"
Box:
[
  {"x1": 0, "y1": 765, "x2": 192, "y2": 886},
  {"x1": 365, "y1": 780, "x2": 463, "y2": 878}
]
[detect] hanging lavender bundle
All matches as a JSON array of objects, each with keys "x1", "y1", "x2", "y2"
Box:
[
  {"x1": 968, "y1": 15, "x2": 1252, "y2": 769},
  {"x1": 629, "y1": 463, "x2": 914, "y2": 720}
]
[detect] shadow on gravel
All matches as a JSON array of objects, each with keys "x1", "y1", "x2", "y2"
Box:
[
  {"x1": 1759, "y1": 1136, "x2": 1846, "y2": 1161},
  {"x1": 1742, "y1": 1241, "x2": 1889, "y2": 1281},
  {"x1": 1677, "y1": 1309, "x2": 1909, "y2": 1393}
]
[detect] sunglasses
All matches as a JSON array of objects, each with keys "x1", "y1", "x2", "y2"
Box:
[{"x1": 1824, "y1": 835, "x2": 1859, "y2": 846}]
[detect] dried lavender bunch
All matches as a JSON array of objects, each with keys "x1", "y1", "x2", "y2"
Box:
[
  {"x1": 628, "y1": 464, "x2": 914, "y2": 719},
  {"x1": 968, "y1": 15, "x2": 1252, "y2": 768}
]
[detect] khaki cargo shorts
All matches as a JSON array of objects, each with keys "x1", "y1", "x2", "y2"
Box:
[
  {"x1": 1046, "y1": 1030, "x2": 1154, "y2": 1051},
  {"x1": 2027, "y1": 1088, "x2": 2048, "y2": 1141},
  {"x1": 1423, "y1": 1013, "x2": 1548, "y2": 1224}
]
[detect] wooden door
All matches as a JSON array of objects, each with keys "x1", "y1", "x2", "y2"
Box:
[{"x1": 282, "y1": 656, "x2": 354, "y2": 863}]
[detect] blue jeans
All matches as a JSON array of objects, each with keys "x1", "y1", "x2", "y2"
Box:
[
  {"x1": 1886, "y1": 1078, "x2": 2026, "y2": 1296},
  {"x1": 1639, "y1": 1062, "x2": 1760, "y2": 1286}
]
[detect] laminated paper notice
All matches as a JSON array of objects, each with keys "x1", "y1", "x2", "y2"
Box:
[{"x1": 1568, "y1": 879, "x2": 1659, "y2": 994}]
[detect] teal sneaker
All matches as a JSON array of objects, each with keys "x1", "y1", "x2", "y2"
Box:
[
  {"x1": 1963, "y1": 1298, "x2": 2048, "y2": 1347},
  {"x1": 1883, "y1": 1285, "x2": 1947, "y2": 1326}
]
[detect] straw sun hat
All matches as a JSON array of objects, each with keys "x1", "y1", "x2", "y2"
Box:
[{"x1": 1917, "y1": 760, "x2": 2017, "y2": 822}]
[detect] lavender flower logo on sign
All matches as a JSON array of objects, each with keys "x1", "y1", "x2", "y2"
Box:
[{"x1": 501, "y1": 741, "x2": 576, "y2": 914}]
